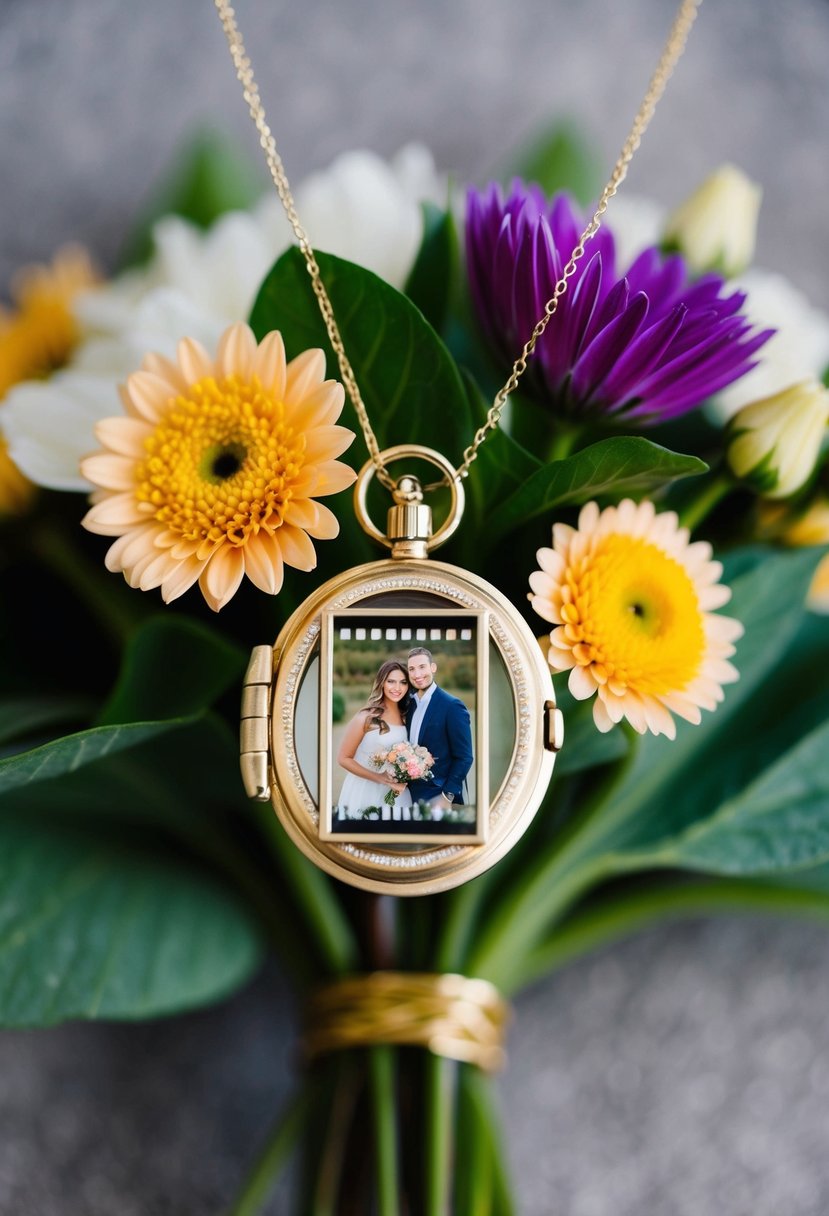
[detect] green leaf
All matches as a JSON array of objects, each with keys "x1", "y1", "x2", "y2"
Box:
[
  {"x1": 489, "y1": 437, "x2": 707, "y2": 541},
  {"x1": 0, "y1": 818, "x2": 264, "y2": 1027},
  {"x1": 0, "y1": 696, "x2": 96, "y2": 747},
  {"x1": 497, "y1": 119, "x2": 602, "y2": 204},
  {"x1": 118, "y1": 128, "x2": 266, "y2": 268},
  {"x1": 515, "y1": 875, "x2": 829, "y2": 988},
  {"x1": 249, "y1": 247, "x2": 474, "y2": 472},
  {"x1": 661, "y1": 717, "x2": 829, "y2": 874},
  {"x1": 403, "y1": 203, "x2": 459, "y2": 334},
  {"x1": 0, "y1": 719, "x2": 194, "y2": 798},
  {"x1": 97, "y1": 615, "x2": 247, "y2": 726},
  {"x1": 461, "y1": 371, "x2": 542, "y2": 525}
]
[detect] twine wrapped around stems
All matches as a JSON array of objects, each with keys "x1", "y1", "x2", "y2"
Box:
[{"x1": 303, "y1": 972, "x2": 512, "y2": 1073}]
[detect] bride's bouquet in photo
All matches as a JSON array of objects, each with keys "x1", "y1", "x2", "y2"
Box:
[{"x1": 371, "y1": 741, "x2": 436, "y2": 806}]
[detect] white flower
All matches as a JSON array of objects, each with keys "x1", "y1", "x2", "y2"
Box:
[
  {"x1": 604, "y1": 192, "x2": 666, "y2": 271},
  {"x1": 1, "y1": 144, "x2": 445, "y2": 492},
  {"x1": 727, "y1": 380, "x2": 829, "y2": 499},
  {"x1": 663, "y1": 164, "x2": 762, "y2": 278},
  {"x1": 710, "y1": 268, "x2": 829, "y2": 422},
  {"x1": 256, "y1": 144, "x2": 445, "y2": 289}
]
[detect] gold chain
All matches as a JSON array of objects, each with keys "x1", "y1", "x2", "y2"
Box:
[{"x1": 215, "y1": 0, "x2": 701, "y2": 492}]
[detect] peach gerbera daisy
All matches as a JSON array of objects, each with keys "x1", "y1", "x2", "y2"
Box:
[
  {"x1": 529, "y1": 499, "x2": 744, "y2": 738},
  {"x1": 81, "y1": 322, "x2": 356, "y2": 611}
]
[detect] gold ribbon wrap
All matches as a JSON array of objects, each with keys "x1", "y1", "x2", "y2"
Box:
[{"x1": 303, "y1": 972, "x2": 511, "y2": 1073}]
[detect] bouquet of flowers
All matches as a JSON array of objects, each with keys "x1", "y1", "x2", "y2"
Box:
[
  {"x1": 371, "y1": 741, "x2": 436, "y2": 806},
  {"x1": 1, "y1": 112, "x2": 828, "y2": 1212}
]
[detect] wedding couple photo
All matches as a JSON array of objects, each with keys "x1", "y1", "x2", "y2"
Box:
[{"x1": 320, "y1": 609, "x2": 487, "y2": 843}]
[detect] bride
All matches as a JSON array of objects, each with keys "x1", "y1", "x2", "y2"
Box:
[{"x1": 336, "y1": 660, "x2": 413, "y2": 820}]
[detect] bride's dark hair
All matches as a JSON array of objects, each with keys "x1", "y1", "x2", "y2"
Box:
[{"x1": 363, "y1": 660, "x2": 409, "y2": 735}]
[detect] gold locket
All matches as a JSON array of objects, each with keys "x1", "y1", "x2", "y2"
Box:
[{"x1": 240, "y1": 446, "x2": 563, "y2": 896}]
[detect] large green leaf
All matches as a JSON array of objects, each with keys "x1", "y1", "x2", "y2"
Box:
[
  {"x1": 0, "y1": 696, "x2": 95, "y2": 747},
  {"x1": 119, "y1": 128, "x2": 266, "y2": 268},
  {"x1": 0, "y1": 719, "x2": 194, "y2": 798},
  {"x1": 98, "y1": 615, "x2": 246, "y2": 726},
  {"x1": 489, "y1": 437, "x2": 707, "y2": 541},
  {"x1": 660, "y1": 717, "x2": 829, "y2": 874},
  {"x1": 404, "y1": 203, "x2": 459, "y2": 335},
  {"x1": 0, "y1": 818, "x2": 264, "y2": 1027},
  {"x1": 249, "y1": 247, "x2": 474, "y2": 472}
]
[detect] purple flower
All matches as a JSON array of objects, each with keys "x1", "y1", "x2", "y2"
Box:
[{"x1": 465, "y1": 182, "x2": 774, "y2": 423}]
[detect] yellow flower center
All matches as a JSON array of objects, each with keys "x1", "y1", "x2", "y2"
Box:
[
  {"x1": 135, "y1": 375, "x2": 307, "y2": 548},
  {"x1": 563, "y1": 534, "x2": 705, "y2": 694}
]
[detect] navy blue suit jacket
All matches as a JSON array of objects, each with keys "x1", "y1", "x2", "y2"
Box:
[{"x1": 405, "y1": 685, "x2": 473, "y2": 804}]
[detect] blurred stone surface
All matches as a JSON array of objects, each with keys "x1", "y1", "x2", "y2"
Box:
[{"x1": 2, "y1": 0, "x2": 829, "y2": 1212}]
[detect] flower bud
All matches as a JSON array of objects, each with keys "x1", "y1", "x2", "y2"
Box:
[
  {"x1": 664, "y1": 164, "x2": 762, "y2": 278},
  {"x1": 727, "y1": 380, "x2": 829, "y2": 499}
]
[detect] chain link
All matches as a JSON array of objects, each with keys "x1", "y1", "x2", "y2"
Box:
[{"x1": 215, "y1": 0, "x2": 701, "y2": 493}]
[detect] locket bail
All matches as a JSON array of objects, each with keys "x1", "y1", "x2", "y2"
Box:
[{"x1": 353, "y1": 444, "x2": 465, "y2": 559}]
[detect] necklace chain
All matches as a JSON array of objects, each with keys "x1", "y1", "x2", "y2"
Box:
[{"x1": 215, "y1": 0, "x2": 702, "y2": 493}]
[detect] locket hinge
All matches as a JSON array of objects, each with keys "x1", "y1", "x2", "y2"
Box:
[
  {"x1": 240, "y1": 644, "x2": 274, "y2": 801},
  {"x1": 543, "y1": 701, "x2": 565, "y2": 752}
]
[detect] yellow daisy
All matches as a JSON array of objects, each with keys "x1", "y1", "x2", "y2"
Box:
[
  {"x1": 529, "y1": 499, "x2": 744, "y2": 738},
  {"x1": 0, "y1": 245, "x2": 98, "y2": 513},
  {"x1": 81, "y1": 322, "x2": 356, "y2": 612}
]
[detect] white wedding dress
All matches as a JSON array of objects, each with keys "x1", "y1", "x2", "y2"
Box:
[{"x1": 336, "y1": 724, "x2": 413, "y2": 821}]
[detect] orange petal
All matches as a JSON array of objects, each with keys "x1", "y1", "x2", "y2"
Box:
[
  {"x1": 306, "y1": 459, "x2": 357, "y2": 497},
  {"x1": 243, "y1": 532, "x2": 285, "y2": 594},
  {"x1": 94, "y1": 416, "x2": 152, "y2": 457},
  {"x1": 143, "y1": 352, "x2": 189, "y2": 394},
  {"x1": 82, "y1": 453, "x2": 137, "y2": 492},
  {"x1": 277, "y1": 523, "x2": 317, "y2": 571},
  {"x1": 284, "y1": 349, "x2": 326, "y2": 405},
  {"x1": 125, "y1": 371, "x2": 176, "y2": 423},
  {"x1": 200, "y1": 544, "x2": 245, "y2": 611},
  {"x1": 303, "y1": 424, "x2": 356, "y2": 461},
  {"x1": 177, "y1": 337, "x2": 214, "y2": 383},
  {"x1": 161, "y1": 555, "x2": 205, "y2": 604},
  {"x1": 82, "y1": 493, "x2": 149, "y2": 535},
  {"x1": 217, "y1": 323, "x2": 256, "y2": 380},
  {"x1": 253, "y1": 330, "x2": 287, "y2": 397},
  {"x1": 287, "y1": 380, "x2": 345, "y2": 428}
]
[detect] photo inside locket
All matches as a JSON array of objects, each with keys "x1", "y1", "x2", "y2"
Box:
[{"x1": 293, "y1": 593, "x2": 516, "y2": 851}]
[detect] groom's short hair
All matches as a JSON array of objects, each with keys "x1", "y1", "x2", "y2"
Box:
[{"x1": 407, "y1": 646, "x2": 434, "y2": 663}]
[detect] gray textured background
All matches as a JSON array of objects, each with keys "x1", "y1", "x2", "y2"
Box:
[{"x1": 2, "y1": 1, "x2": 829, "y2": 1212}]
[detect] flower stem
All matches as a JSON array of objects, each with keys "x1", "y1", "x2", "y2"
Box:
[
  {"x1": 547, "y1": 425, "x2": 580, "y2": 463},
  {"x1": 225, "y1": 1083, "x2": 314, "y2": 1216},
  {"x1": 678, "y1": 471, "x2": 732, "y2": 532},
  {"x1": 465, "y1": 748, "x2": 639, "y2": 991},
  {"x1": 370, "y1": 1047, "x2": 400, "y2": 1216},
  {"x1": 257, "y1": 808, "x2": 358, "y2": 976},
  {"x1": 311, "y1": 1055, "x2": 362, "y2": 1215},
  {"x1": 424, "y1": 1054, "x2": 455, "y2": 1216},
  {"x1": 454, "y1": 1065, "x2": 494, "y2": 1214}
]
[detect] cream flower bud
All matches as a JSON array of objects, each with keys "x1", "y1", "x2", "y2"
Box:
[
  {"x1": 727, "y1": 380, "x2": 829, "y2": 499},
  {"x1": 664, "y1": 164, "x2": 762, "y2": 278}
]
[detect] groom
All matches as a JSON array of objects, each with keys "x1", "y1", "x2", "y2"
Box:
[{"x1": 405, "y1": 647, "x2": 474, "y2": 815}]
